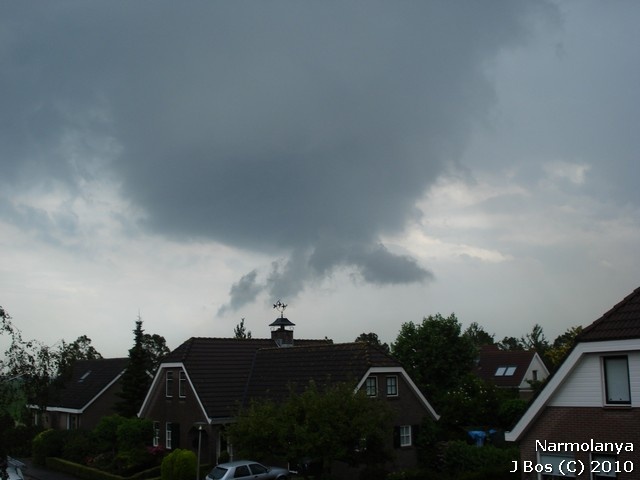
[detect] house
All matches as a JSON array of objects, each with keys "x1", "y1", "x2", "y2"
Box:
[
  {"x1": 138, "y1": 315, "x2": 438, "y2": 471},
  {"x1": 32, "y1": 357, "x2": 128, "y2": 431},
  {"x1": 475, "y1": 345, "x2": 549, "y2": 399},
  {"x1": 505, "y1": 286, "x2": 640, "y2": 479}
]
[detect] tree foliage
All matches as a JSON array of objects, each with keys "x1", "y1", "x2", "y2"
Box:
[
  {"x1": 354, "y1": 332, "x2": 390, "y2": 353},
  {"x1": 116, "y1": 319, "x2": 153, "y2": 417},
  {"x1": 228, "y1": 381, "x2": 392, "y2": 477},
  {"x1": 391, "y1": 313, "x2": 476, "y2": 408},
  {"x1": 233, "y1": 318, "x2": 252, "y2": 339},
  {"x1": 463, "y1": 322, "x2": 495, "y2": 349}
]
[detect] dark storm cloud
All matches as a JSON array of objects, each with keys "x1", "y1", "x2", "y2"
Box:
[{"x1": 0, "y1": 1, "x2": 555, "y2": 308}]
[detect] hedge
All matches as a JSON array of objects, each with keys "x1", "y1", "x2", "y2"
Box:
[{"x1": 45, "y1": 458, "x2": 161, "y2": 480}]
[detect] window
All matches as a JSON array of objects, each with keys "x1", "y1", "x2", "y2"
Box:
[
  {"x1": 495, "y1": 366, "x2": 517, "y2": 376},
  {"x1": 603, "y1": 356, "x2": 631, "y2": 405},
  {"x1": 67, "y1": 414, "x2": 79, "y2": 430},
  {"x1": 399, "y1": 425, "x2": 412, "y2": 447},
  {"x1": 539, "y1": 452, "x2": 576, "y2": 478},
  {"x1": 591, "y1": 454, "x2": 618, "y2": 479},
  {"x1": 166, "y1": 422, "x2": 172, "y2": 449},
  {"x1": 386, "y1": 376, "x2": 398, "y2": 396},
  {"x1": 234, "y1": 465, "x2": 250, "y2": 478},
  {"x1": 249, "y1": 464, "x2": 268, "y2": 475},
  {"x1": 532, "y1": 369, "x2": 538, "y2": 382},
  {"x1": 179, "y1": 371, "x2": 187, "y2": 398},
  {"x1": 153, "y1": 421, "x2": 160, "y2": 447},
  {"x1": 365, "y1": 376, "x2": 377, "y2": 397},
  {"x1": 166, "y1": 371, "x2": 174, "y2": 398}
]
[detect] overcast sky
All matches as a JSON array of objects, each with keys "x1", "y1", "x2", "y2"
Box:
[{"x1": 1, "y1": 0, "x2": 639, "y2": 357}]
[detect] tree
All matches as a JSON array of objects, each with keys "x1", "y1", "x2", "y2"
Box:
[
  {"x1": 57, "y1": 335, "x2": 103, "y2": 380},
  {"x1": 141, "y1": 333, "x2": 171, "y2": 371},
  {"x1": 354, "y1": 332, "x2": 390, "y2": 353},
  {"x1": 391, "y1": 313, "x2": 476, "y2": 408},
  {"x1": 228, "y1": 381, "x2": 392, "y2": 478},
  {"x1": 546, "y1": 325, "x2": 582, "y2": 370},
  {"x1": 117, "y1": 318, "x2": 152, "y2": 417},
  {"x1": 496, "y1": 336, "x2": 524, "y2": 351},
  {"x1": 463, "y1": 322, "x2": 494, "y2": 349},
  {"x1": 233, "y1": 318, "x2": 252, "y2": 339}
]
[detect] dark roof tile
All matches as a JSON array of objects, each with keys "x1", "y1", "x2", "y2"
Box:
[{"x1": 578, "y1": 286, "x2": 640, "y2": 342}]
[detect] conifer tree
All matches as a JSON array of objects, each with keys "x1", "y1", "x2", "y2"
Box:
[{"x1": 117, "y1": 318, "x2": 152, "y2": 417}]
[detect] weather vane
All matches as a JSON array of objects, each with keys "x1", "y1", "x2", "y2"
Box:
[{"x1": 273, "y1": 300, "x2": 287, "y2": 318}]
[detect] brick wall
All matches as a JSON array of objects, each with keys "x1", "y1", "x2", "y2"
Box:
[{"x1": 519, "y1": 407, "x2": 640, "y2": 479}]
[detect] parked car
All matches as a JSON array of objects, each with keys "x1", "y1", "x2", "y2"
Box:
[
  {"x1": 4, "y1": 457, "x2": 25, "y2": 480},
  {"x1": 205, "y1": 460, "x2": 289, "y2": 480}
]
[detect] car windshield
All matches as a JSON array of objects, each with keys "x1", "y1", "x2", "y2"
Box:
[{"x1": 209, "y1": 466, "x2": 228, "y2": 479}]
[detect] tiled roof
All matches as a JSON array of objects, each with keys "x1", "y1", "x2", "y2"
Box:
[
  {"x1": 578, "y1": 286, "x2": 640, "y2": 342},
  {"x1": 49, "y1": 357, "x2": 128, "y2": 410},
  {"x1": 164, "y1": 337, "x2": 330, "y2": 419},
  {"x1": 244, "y1": 342, "x2": 400, "y2": 403},
  {"x1": 474, "y1": 345, "x2": 536, "y2": 388}
]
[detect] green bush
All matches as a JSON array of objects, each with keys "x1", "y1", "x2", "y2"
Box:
[
  {"x1": 441, "y1": 440, "x2": 519, "y2": 476},
  {"x1": 32, "y1": 429, "x2": 65, "y2": 465},
  {"x1": 160, "y1": 449, "x2": 196, "y2": 480}
]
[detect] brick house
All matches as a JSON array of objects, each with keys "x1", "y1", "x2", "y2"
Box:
[
  {"x1": 33, "y1": 357, "x2": 128, "y2": 431},
  {"x1": 506, "y1": 286, "x2": 640, "y2": 479},
  {"x1": 138, "y1": 316, "x2": 438, "y2": 471},
  {"x1": 475, "y1": 345, "x2": 550, "y2": 400}
]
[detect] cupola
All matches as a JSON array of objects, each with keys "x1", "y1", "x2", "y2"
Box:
[{"x1": 270, "y1": 300, "x2": 295, "y2": 347}]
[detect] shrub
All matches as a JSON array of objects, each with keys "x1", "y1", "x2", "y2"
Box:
[
  {"x1": 160, "y1": 449, "x2": 196, "y2": 480},
  {"x1": 32, "y1": 429, "x2": 65, "y2": 465}
]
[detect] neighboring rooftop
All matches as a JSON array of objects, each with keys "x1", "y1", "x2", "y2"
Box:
[
  {"x1": 474, "y1": 345, "x2": 538, "y2": 388},
  {"x1": 244, "y1": 342, "x2": 400, "y2": 403},
  {"x1": 578, "y1": 286, "x2": 640, "y2": 342},
  {"x1": 49, "y1": 357, "x2": 128, "y2": 410},
  {"x1": 163, "y1": 337, "x2": 331, "y2": 419}
]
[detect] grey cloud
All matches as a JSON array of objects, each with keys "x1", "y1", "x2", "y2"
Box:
[
  {"x1": 217, "y1": 270, "x2": 263, "y2": 316},
  {"x1": 0, "y1": 1, "x2": 559, "y2": 309}
]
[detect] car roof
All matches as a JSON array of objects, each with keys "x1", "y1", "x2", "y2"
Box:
[{"x1": 216, "y1": 460, "x2": 260, "y2": 468}]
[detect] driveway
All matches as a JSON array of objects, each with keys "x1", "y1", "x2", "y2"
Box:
[{"x1": 18, "y1": 459, "x2": 79, "y2": 480}]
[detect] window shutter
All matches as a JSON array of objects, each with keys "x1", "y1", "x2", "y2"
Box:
[
  {"x1": 393, "y1": 426, "x2": 400, "y2": 449},
  {"x1": 172, "y1": 423, "x2": 181, "y2": 449},
  {"x1": 412, "y1": 424, "x2": 420, "y2": 446}
]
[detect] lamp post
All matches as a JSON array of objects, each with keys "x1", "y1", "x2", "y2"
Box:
[{"x1": 194, "y1": 422, "x2": 206, "y2": 480}]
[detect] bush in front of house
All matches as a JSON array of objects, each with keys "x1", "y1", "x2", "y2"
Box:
[
  {"x1": 32, "y1": 429, "x2": 65, "y2": 465},
  {"x1": 160, "y1": 448, "x2": 196, "y2": 480}
]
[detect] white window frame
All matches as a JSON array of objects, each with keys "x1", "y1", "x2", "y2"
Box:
[
  {"x1": 166, "y1": 371, "x2": 174, "y2": 398},
  {"x1": 539, "y1": 452, "x2": 576, "y2": 478},
  {"x1": 602, "y1": 356, "x2": 631, "y2": 405},
  {"x1": 386, "y1": 375, "x2": 398, "y2": 396},
  {"x1": 399, "y1": 425, "x2": 412, "y2": 447},
  {"x1": 166, "y1": 422, "x2": 172, "y2": 449},
  {"x1": 591, "y1": 454, "x2": 618, "y2": 480},
  {"x1": 365, "y1": 376, "x2": 377, "y2": 397},
  {"x1": 179, "y1": 371, "x2": 187, "y2": 398},
  {"x1": 153, "y1": 421, "x2": 160, "y2": 447}
]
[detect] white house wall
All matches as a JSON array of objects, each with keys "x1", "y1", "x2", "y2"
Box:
[
  {"x1": 518, "y1": 354, "x2": 549, "y2": 390},
  {"x1": 548, "y1": 351, "x2": 640, "y2": 408}
]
